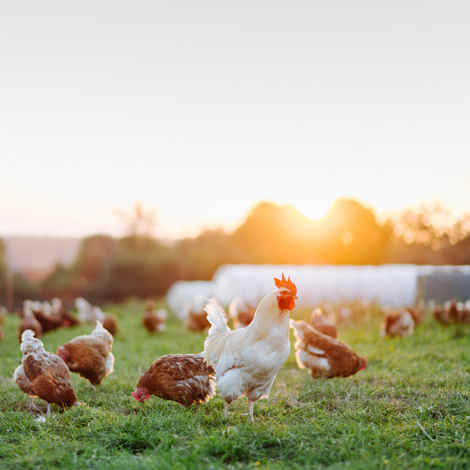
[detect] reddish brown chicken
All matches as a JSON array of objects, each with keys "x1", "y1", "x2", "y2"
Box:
[
  {"x1": 102, "y1": 313, "x2": 119, "y2": 337},
  {"x1": 51, "y1": 298, "x2": 80, "y2": 327},
  {"x1": 57, "y1": 321, "x2": 114, "y2": 386},
  {"x1": 184, "y1": 306, "x2": 211, "y2": 332},
  {"x1": 32, "y1": 309, "x2": 66, "y2": 333},
  {"x1": 309, "y1": 308, "x2": 338, "y2": 338},
  {"x1": 290, "y1": 320, "x2": 367, "y2": 379},
  {"x1": 17, "y1": 330, "x2": 79, "y2": 415},
  {"x1": 142, "y1": 300, "x2": 167, "y2": 333},
  {"x1": 456, "y1": 302, "x2": 470, "y2": 325},
  {"x1": 18, "y1": 303, "x2": 42, "y2": 342},
  {"x1": 433, "y1": 304, "x2": 451, "y2": 325},
  {"x1": 229, "y1": 297, "x2": 256, "y2": 329},
  {"x1": 403, "y1": 306, "x2": 425, "y2": 327},
  {"x1": 380, "y1": 310, "x2": 414, "y2": 338},
  {"x1": 434, "y1": 300, "x2": 470, "y2": 326},
  {"x1": 132, "y1": 353, "x2": 216, "y2": 408}
]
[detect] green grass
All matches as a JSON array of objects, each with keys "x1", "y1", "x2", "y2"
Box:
[{"x1": 1, "y1": 301, "x2": 470, "y2": 470}]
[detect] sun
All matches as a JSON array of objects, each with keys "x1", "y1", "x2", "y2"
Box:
[{"x1": 295, "y1": 201, "x2": 332, "y2": 222}]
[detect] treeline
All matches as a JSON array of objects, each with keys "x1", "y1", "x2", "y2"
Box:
[{"x1": 2, "y1": 199, "x2": 470, "y2": 306}]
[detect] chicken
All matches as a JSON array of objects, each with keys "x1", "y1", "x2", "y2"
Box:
[
  {"x1": 132, "y1": 353, "x2": 216, "y2": 408},
  {"x1": 229, "y1": 297, "x2": 256, "y2": 329},
  {"x1": 433, "y1": 300, "x2": 470, "y2": 326},
  {"x1": 17, "y1": 330, "x2": 79, "y2": 415},
  {"x1": 335, "y1": 307, "x2": 352, "y2": 327},
  {"x1": 447, "y1": 300, "x2": 459, "y2": 323},
  {"x1": 380, "y1": 310, "x2": 414, "y2": 337},
  {"x1": 75, "y1": 297, "x2": 105, "y2": 323},
  {"x1": 290, "y1": 320, "x2": 367, "y2": 379},
  {"x1": 18, "y1": 301, "x2": 42, "y2": 342},
  {"x1": 57, "y1": 321, "x2": 114, "y2": 386},
  {"x1": 13, "y1": 364, "x2": 36, "y2": 411},
  {"x1": 142, "y1": 300, "x2": 167, "y2": 333},
  {"x1": 456, "y1": 302, "x2": 470, "y2": 325},
  {"x1": 32, "y1": 308, "x2": 66, "y2": 333},
  {"x1": 102, "y1": 313, "x2": 119, "y2": 336},
  {"x1": 204, "y1": 274, "x2": 297, "y2": 420},
  {"x1": 309, "y1": 308, "x2": 338, "y2": 338},
  {"x1": 433, "y1": 304, "x2": 451, "y2": 325},
  {"x1": 184, "y1": 301, "x2": 211, "y2": 332},
  {"x1": 403, "y1": 303, "x2": 425, "y2": 326},
  {"x1": 51, "y1": 298, "x2": 80, "y2": 327}
]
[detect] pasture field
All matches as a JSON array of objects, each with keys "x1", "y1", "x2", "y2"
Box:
[{"x1": 0, "y1": 301, "x2": 469, "y2": 470}]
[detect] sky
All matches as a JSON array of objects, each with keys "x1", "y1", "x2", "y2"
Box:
[{"x1": 1, "y1": 1, "x2": 469, "y2": 239}]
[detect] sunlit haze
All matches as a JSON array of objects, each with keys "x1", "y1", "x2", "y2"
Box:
[{"x1": 1, "y1": 1, "x2": 469, "y2": 239}]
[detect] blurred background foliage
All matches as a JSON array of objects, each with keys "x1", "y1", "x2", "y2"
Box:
[{"x1": 2, "y1": 199, "x2": 470, "y2": 307}]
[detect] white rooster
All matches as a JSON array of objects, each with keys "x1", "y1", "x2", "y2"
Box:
[{"x1": 204, "y1": 274, "x2": 297, "y2": 420}]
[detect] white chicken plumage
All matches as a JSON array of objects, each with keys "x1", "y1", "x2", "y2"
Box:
[{"x1": 204, "y1": 275, "x2": 297, "y2": 420}]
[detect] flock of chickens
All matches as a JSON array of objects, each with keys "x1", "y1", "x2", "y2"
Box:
[{"x1": 4, "y1": 274, "x2": 469, "y2": 421}]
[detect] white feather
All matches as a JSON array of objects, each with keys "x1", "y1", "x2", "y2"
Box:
[
  {"x1": 204, "y1": 299, "x2": 230, "y2": 336},
  {"x1": 307, "y1": 345, "x2": 325, "y2": 356}
]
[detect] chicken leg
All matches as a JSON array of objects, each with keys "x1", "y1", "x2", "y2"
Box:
[
  {"x1": 27, "y1": 397, "x2": 37, "y2": 412},
  {"x1": 240, "y1": 400, "x2": 254, "y2": 421}
]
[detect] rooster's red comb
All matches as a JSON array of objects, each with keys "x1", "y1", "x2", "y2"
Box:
[{"x1": 274, "y1": 273, "x2": 297, "y2": 295}]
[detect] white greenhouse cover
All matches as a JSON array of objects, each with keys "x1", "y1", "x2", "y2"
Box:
[{"x1": 166, "y1": 264, "x2": 470, "y2": 316}]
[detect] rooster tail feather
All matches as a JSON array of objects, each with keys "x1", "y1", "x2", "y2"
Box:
[{"x1": 204, "y1": 299, "x2": 230, "y2": 336}]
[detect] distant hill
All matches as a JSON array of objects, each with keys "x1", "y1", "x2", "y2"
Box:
[{"x1": 4, "y1": 237, "x2": 81, "y2": 281}]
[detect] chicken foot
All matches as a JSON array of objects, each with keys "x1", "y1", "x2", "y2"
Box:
[{"x1": 224, "y1": 402, "x2": 230, "y2": 418}]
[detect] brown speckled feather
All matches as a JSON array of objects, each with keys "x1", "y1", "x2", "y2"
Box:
[
  {"x1": 309, "y1": 315, "x2": 338, "y2": 339},
  {"x1": 291, "y1": 321, "x2": 366, "y2": 379},
  {"x1": 23, "y1": 352, "x2": 77, "y2": 407},
  {"x1": 136, "y1": 354, "x2": 216, "y2": 407},
  {"x1": 60, "y1": 337, "x2": 111, "y2": 385},
  {"x1": 14, "y1": 365, "x2": 34, "y2": 396}
]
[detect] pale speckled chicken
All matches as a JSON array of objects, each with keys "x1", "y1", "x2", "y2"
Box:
[
  {"x1": 16, "y1": 330, "x2": 79, "y2": 414},
  {"x1": 290, "y1": 320, "x2": 367, "y2": 379},
  {"x1": 132, "y1": 353, "x2": 216, "y2": 408},
  {"x1": 204, "y1": 274, "x2": 297, "y2": 420},
  {"x1": 309, "y1": 308, "x2": 338, "y2": 338},
  {"x1": 57, "y1": 321, "x2": 114, "y2": 386}
]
